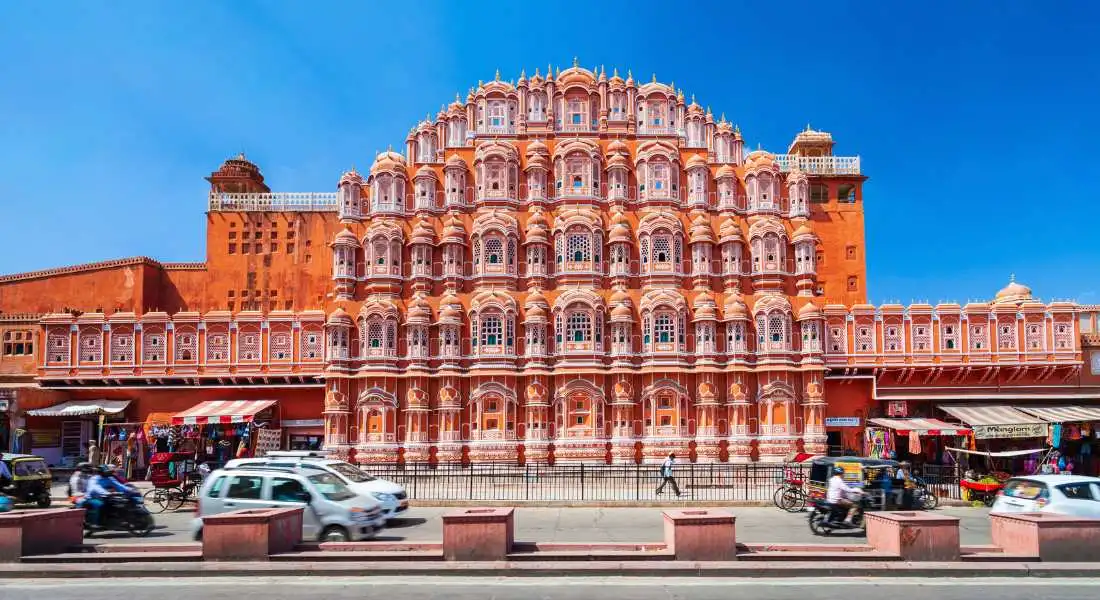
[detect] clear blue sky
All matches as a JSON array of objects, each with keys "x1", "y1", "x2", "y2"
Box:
[{"x1": 1, "y1": 1, "x2": 1097, "y2": 305}]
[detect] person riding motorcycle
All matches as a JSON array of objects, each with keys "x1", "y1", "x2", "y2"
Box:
[
  {"x1": 68, "y1": 463, "x2": 93, "y2": 499},
  {"x1": 825, "y1": 466, "x2": 860, "y2": 525},
  {"x1": 84, "y1": 465, "x2": 133, "y2": 528}
]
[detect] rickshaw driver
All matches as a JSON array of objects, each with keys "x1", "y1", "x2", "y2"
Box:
[{"x1": 826, "y1": 466, "x2": 858, "y2": 524}]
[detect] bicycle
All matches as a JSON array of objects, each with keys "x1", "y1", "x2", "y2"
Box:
[{"x1": 772, "y1": 467, "x2": 808, "y2": 512}]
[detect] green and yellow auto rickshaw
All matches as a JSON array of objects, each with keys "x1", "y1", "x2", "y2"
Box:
[{"x1": 1, "y1": 454, "x2": 53, "y2": 507}]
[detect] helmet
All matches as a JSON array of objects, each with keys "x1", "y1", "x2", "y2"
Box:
[
  {"x1": 832, "y1": 466, "x2": 845, "y2": 475},
  {"x1": 77, "y1": 462, "x2": 93, "y2": 473},
  {"x1": 95, "y1": 465, "x2": 114, "y2": 476}
]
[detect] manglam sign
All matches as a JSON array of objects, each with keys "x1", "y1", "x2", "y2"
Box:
[{"x1": 973, "y1": 423, "x2": 1048, "y2": 440}]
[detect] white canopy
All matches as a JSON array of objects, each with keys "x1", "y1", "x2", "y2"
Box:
[
  {"x1": 26, "y1": 400, "x2": 130, "y2": 417},
  {"x1": 945, "y1": 447, "x2": 1047, "y2": 458}
]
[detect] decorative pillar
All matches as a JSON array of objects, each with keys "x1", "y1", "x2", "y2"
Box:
[{"x1": 727, "y1": 376, "x2": 754, "y2": 463}]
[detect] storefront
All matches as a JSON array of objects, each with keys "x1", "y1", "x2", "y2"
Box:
[
  {"x1": 1016, "y1": 406, "x2": 1100, "y2": 476},
  {"x1": 938, "y1": 405, "x2": 1051, "y2": 475},
  {"x1": 24, "y1": 399, "x2": 132, "y2": 467},
  {"x1": 165, "y1": 399, "x2": 282, "y2": 467},
  {"x1": 864, "y1": 417, "x2": 971, "y2": 463}
]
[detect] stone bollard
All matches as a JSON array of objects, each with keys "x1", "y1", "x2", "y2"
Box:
[
  {"x1": 990, "y1": 512, "x2": 1100, "y2": 562},
  {"x1": 864, "y1": 511, "x2": 960, "y2": 561},
  {"x1": 201, "y1": 507, "x2": 304, "y2": 561},
  {"x1": 0, "y1": 508, "x2": 86, "y2": 562},
  {"x1": 662, "y1": 509, "x2": 737, "y2": 561},
  {"x1": 442, "y1": 507, "x2": 515, "y2": 561}
]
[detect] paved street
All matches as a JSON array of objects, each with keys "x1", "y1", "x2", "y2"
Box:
[
  {"x1": 74, "y1": 505, "x2": 995, "y2": 545},
  {"x1": 4, "y1": 577, "x2": 1100, "y2": 600}
]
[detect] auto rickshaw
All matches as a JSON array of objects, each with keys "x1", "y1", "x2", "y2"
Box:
[
  {"x1": 0, "y1": 454, "x2": 53, "y2": 507},
  {"x1": 805, "y1": 456, "x2": 902, "y2": 511}
]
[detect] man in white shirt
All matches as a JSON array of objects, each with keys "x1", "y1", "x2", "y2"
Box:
[{"x1": 826, "y1": 466, "x2": 857, "y2": 524}]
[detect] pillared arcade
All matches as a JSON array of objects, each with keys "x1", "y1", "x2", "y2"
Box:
[{"x1": 0, "y1": 64, "x2": 1091, "y2": 465}]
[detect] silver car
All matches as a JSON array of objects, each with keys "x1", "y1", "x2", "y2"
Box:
[{"x1": 990, "y1": 475, "x2": 1100, "y2": 518}]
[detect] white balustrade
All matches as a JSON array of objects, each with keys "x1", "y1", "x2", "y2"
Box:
[{"x1": 208, "y1": 192, "x2": 338, "y2": 212}]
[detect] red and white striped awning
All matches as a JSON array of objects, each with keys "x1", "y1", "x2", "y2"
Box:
[
  {"x1": 171, "y1": 400, "x2": 277, "y2": 425},
  {"x1": 868, "y1": 417, "x2": 971, "y2": 436},
  {"x1": 1018, "y1": 406, "x2": 1100, "y2": 423}
]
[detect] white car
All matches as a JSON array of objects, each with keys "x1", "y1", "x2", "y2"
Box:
[
  {"x1": 192, "y1": 467, "x2": 386, "y2": 542},
  {"x1": 225, "y1": 451, "x2": 409, "y2": 521},
  {"x1": 990, "y1": 475, "x2": 1100, "y2": 517}
]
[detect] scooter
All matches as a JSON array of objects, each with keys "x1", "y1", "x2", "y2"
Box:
[
  {"x1": 78, "y1": 488, "x2": 155, "y2": 537},
  {"x1": 808, "y1": 492, "x2": 867, "y2": 536}
]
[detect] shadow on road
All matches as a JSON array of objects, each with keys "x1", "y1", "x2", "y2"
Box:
[{"x1": 384, "y1": 517, "x2": 427, "y2": 528}]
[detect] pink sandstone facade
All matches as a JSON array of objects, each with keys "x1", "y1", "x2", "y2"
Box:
[{"x1": 1, "y1": 63, "x2": 1096, "y2": 465}]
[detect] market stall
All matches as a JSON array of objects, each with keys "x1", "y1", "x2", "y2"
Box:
[
  {"x1": 864, "y1": 417, "x2": 971, "y2": 463},
  {"x1": 24, "y1": 400, "x2": 131, "y2": 467},
  {"x1": 164, "y1": 400, "x2": 282, "y2": 468},
  {"x1": 946, "y1": 446, "x2": 1050, "y2": 505},
  {"x1": 1018, "y1": 406, "x2": 1100, "y2": 476}
]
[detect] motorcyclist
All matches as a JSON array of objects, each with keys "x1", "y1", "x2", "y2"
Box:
[
  {"x1": 826, "y1": 466, "x2": 859, "y2": 525},
  {"x1": 84, "y1": 465, "x2": 132, "y2": 528},
  {"x1": 68, "y1": 462, "x2": 93, "y2": 499}
]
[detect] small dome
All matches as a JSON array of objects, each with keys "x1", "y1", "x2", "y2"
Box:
[
  {"x1": 724, "y1": 293, "x2": 749, "y2": 319},
  {"x1": 690, "y1": 214, "x2": 714, "y2": 244},
  {"x1": 411, "y1": 219, "x2": 435, "y2": 244},
  {"x1": 334, "y1": 227, "x2": 358, "y2": 245},
  {"x1": 407, "y1": 294, "x2": 432, "y2": 322},
  {"x1": 686, "y1": 153, "x2": 708, "y2": 169},
  {"x1": 441, "y1": 214, "x2": 466, "y2": 242},
  {"x1": 607, "y1": 139, "x2": 629, "y2": 155},
  {"x1": 415, "y1": 164, "x2": 437, "y2": 179},
  {"x1": 797, "y1": 302, "x2": 822, "y2": 320},
  {"x1": 716, "y1": 164, "x2": 737, "y2": 179},
  {"x1": 716, "y1": 120, "x2": 734, "y2": 133},
  {"x1": 609, "y1": 286, "x2": 630, "y2": 305},
  {"x1": 557, "y1": 64, "x2": 597, "y2": 87},
  {"x1": 744, "y1": 150, "x2": 776, "y2": 172},
  {"x1": 326, "y1": 306, "x2": 353, "y2": 326},
  {"x1": 607, "y1": 153, "x2": 631, "y2": 169},
  {"x1": 525, "y1": 154, "x2": 549, "y2": 171},
  {"x1": 445, "y1": 153, "x2": 466, "y2": 168},
  {"x1": 791, "y1": 223, "x2": 816, "y2": 242},
  {"x1": 371, "y1": 149, "x2": 407, "y2": 174},
  {"x1": 525, "y1": 305, "x2": 547, "y2": 321},
  {"x1": 719, "y1": 217, "x2": 744, "y2": 242},
  {"x1": 611, "y1": 304, "x2": 634, "y2": 321},
  {"x1": 993, "y1": 277, "x2": 1033, "y2": 305},
  {"x1": 526, "y1": 287, "x2": 548, "y2": 307},
  {"x1": 526, "y1": 139, "x2": 548, "y2": 156},
  {"x1": 339, "y1": 169, "x2": 364, "y2": 186}
]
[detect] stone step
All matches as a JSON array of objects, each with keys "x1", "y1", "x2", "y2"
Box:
[
  {"x1": 20, "y1": 551, "x2": 202, "y2": 563},
  {"x1": 271, "y1": 550, "x2": 443, "y2": 562}
]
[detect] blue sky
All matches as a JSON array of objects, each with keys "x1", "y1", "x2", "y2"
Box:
[{"x1": 1, "y1": 1, "x2": 1097, "y2": 305}]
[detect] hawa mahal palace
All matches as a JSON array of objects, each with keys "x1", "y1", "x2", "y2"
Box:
[{"x1": 3, "y1": 63, "x2": 1099, "y2": 465}]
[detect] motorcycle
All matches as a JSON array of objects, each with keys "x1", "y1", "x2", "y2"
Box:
[
  {"x1": 808, "y1": 492, "x2": 867, "y2": 536},
  {"x1": 78, "y1": 488, "x2": 155, "y2": 537}
]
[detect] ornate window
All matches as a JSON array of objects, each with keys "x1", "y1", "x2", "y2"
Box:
[
  {"x1": 270, "y1": 330, "x2": 293, "y2": 360},
  {"x1": 112, "y1": 328, "x2": 135, "y2": 363},
  {"x1": 142, "y1": 328, "x2": 165, "y2": 363},
  {"x1": 301, "y1": 327, "x2": 323, "y2": 360},
  {"x1": 1054, "y1": 321, "x2": 1073, "y2": 350},
  {"x1": 78, "y1": 326, "x2": 102, "y2": 363},
  {"x1": 884, "y1": 324, "x2": 902, "y2": 352},
  {"x1": 567, "y1": 311, "x2": 591, "y2": 343},
  {"x1": 767, "y1": 314, "x2": 788, "y2": 351},
  {"x1": 726, "y1": 322, "x2": 746, "y2": 353},
  {"x1": 173, "y1": 328, "x2": 197, "y2": 362},
  {"x1": 567, "y1": 232, "x2": 590, "y2": 263},
  {"x1": 801, "y1": 321, "x2": 820, "y2": 352},
  {"x1": 328, "y1": 328, "x2": 350, "y2": 360},
  {"x1": 47, "y1": 328, "x2": 69, "y2": 364},
  {"x1": 828, "y1": 325, "x2": 847, "y2": 353},
  {"x1": 912, "y1": 324, "x2": 932, "y2": 352},
  {"x1": 854, "y1": 324, "x2": 874, "y2": 352},
  {"x1": 696, "y1": 323, "x2": 716, "y2": 353},
  {"x1": 997, "y1": 322, "x2": 1017, "y2": 350},
  {"x1": 528, "y1": 90, "x2": 546, "y2": 121},
  {"x1": 969, "y1": 324, "x2": 987, "y2": 351},
  {"x1": 238, "y1": 327, "x2": 261, "y2": 362},
  {"x1": 722, "y1": 243, "x2": 741, "y2": 276},
  {"x1": 1025, "y1": 322, "x2": 1044, "y2": 351},
  {"x1": 206, "y1": 327, "x2": 229, "y2": 362},
  {"x1": 941, "y1": 322, "x2": 960, "y2": 351},
  {"x1": 440, "y1": 326, "x2": 460, "y2": 357}
]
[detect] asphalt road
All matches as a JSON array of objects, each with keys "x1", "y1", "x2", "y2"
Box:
[
  {"x1": 73, "y1": 505, "x2": 995, "y2": 545},
  {"x1": 4, "y1": 577, "x2": 1100, "y2": 600}
]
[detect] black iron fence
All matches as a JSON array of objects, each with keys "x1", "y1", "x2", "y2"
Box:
[{"x1": 357, "y1": 462, "x2": 963, "y2": 503}]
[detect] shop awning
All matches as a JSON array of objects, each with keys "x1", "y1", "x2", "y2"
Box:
[
  {"x1": 1017, "y1": 406, "x2": 1100, "y2": 423},
  {"x1": 26, "y1": 400, "x2": 130, "y2": 417},
  {"x1": 867, "y1": 417, "x2": 971, "y2": 435},
  {"x1": 939, "y1": 405, "x2": 1048, "y2": 440},
  {"x1": 171, "y1": 400, "x2": 277, "y2": 425}
]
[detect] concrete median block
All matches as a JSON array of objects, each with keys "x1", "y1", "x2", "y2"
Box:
[
  {"x1": 201, "y1": 508, "x2": 303, "y2": 561},
  {"x1": 0, "y1": 508, "x2": 86, "y2": 562},
  {"x1": 990, "y1": 512, "x2": 1100, "y2": 562},
  {"x1": 865, "y1": 511, "x2": 960, "y2": 562},
  {"x1": 662, "y1": 509, "x2": 737, "y2": 561},
  {"x1": 442, "y1": 507, "x2": 514, "y2": 561}
]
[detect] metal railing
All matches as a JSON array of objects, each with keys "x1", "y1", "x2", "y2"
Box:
[{"x1": 356, "y1": 462, "x2": 810, "y2": 503}]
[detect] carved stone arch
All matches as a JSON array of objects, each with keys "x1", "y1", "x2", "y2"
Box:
[
  {"x1": 634, "y1": 140, "x2": 679, "y2": 165},
  {"x1": 637, "y1": 211, "x2": 684, "y2": 236},
  {"x1": 552, "y1": 207, "x2": 603, "y2": 233},
  {"x1": 471, "y1": 210, "x2": 519, "y2": 238},
  {"x1": 639, "y1": 288, "x2": 688, "y2": 315},
  {"x1": 641, "y1": 378, "x2": 690, "y2": 403},
  {"x1": 758, "y1": 380, "x2": 796, "y2": 405},
  {"x1": 474, "y1": 140, "x2": 520, "y2": 164},
  {"x1": 747, "y1": 217, "x2": 787, "y2": 241},
  {"x1": 552, "y1": 137, "x2": 602, "y2": 161},
  {"x1": 469, "y1": 289, "x2": 518, "y2": 316},
  {"x1": 470, "y1": 381, "x2": 519, "y2": 406},
  {"x1": 552, "y1": 288, "x2": 606, "y2": 313},
  {"x1": 357, "y1": 387, "x2": 398, "y2": 407},
  {"x1": 555, "y1": 378, "x2": 606, "y2": 404}
]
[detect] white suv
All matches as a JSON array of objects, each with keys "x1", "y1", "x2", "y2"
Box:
[
  {"x1": 192, "y1": 466, "x2": 386, "y2": 542},
  {"x1": 225, "y1": 451, "x2": 409, "y2": 521}
]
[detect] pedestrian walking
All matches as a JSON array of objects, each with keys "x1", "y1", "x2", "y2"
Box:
[{"x1": 656, "y1": 452, "x2": 681, "y2": 497}]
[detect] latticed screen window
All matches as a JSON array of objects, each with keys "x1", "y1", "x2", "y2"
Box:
[
  {"x1": 768, "y1": 315, "x2": 785, "y2": 347},
  {"x1": 175, "y1": 330, "x2": 197, "y2": 361},
  {"x1": 942, "y1": 324, "x2": 960, "y2": 350},
  {"x1": 567, "y1": 312, "x2": 591, "y2": 342},
  {"x1": 970, "y1": 325, "x2": 986, "y2": 350},
  {"x1": 1054, "y1": 322, "x2": 1073, "y2": 349},
  {"x1": 555, "y1": 236, "x2": 563, "y2": 264},
  {"x1": 913, "y1": 325, "x2": 931, "y2": 352},
  {"x1": 884, "y1": 325, "x2": 901, "y2": 352},
  {"x1": 723, "y1": 245, "x2": 740, "y2": 274},
  {"x1": 207, "y1": 331, "x2": 229, "y2": 361},
  {"x1": 555, "y1": 314, "x2": 563, "y2": 344},
  {"x1": 655, "y1": 314, "x2": 674, "y2": 343},
  {"x1": 802, "y1": 322, "x2": 819, "y2": 350},
  {"x1": 829, "y1": 326, "x2": 846, "y2": 353},
  {"x1": 387, "y1": 323, "x2": 396, "y2": 350},
  {"x1": 756, "y1": 316, "x2": 766, "y2": 347},
  {"x1": 653, "y1": 237, "x2": 671, "y2": 263},
  {"x1": 506, "y1": 318, "x2": 514, "y2": 347},
  {"x1": 485, "y1": 238, "x2": 503, "y2": 264},
  {"x1": 727, "y1": 323, "x2": 745, "y2": 351},
  {"x1": 79, "y1": 329, "x2": 102, "y2": 362},
  {"x1": 1025, "y1": 324, "x2": 1043, "y2": 350},
  {"x1": 855, "y1": 326, "x2": 873, "y2": 352},
  {"x1": 567, "y1": 233, "x2": 591, "y2": 262},
  {"x1": 640, "y1": 238, "x2": 649, "y2": 264},
  {"x1": 271, "y1": 331, "x2": 292, "y2": 360},
  {"x1": 481, "y1": 316, "x2": 502, "y2": 346},
  {"x1": 651, "y1": 162, "x2": 668, "y2": 191},
  {"x1": 142, "y1": 332, "x2": 165, "y2": 362},
  {"x1": 368, "y1": 322, "x2": 384, "y2": 348},
  {"x1": 239, "y1": 331, "x2": 260, "y2": 361},
  {"x1": 998, "y1": 324, "x2": 1016, "y2": 349},
  {"x1": 113, "y1": 332, "x2": 134, "y2": 362}
]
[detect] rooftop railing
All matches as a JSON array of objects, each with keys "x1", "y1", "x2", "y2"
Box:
[
  {"x1": 208, "y1": 192, "x2": 338, "y2": 212},
  {"x1": 773, "y1": 155, "x2": 861, "y2": 176}
]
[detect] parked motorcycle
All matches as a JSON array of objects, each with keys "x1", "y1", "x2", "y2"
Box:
[
  {"x1": 79, "y1": 489, "x2": 155, "y2": 537},
  {"x1": 808, "y1": 494, "x2": 867, "y2": 536}
]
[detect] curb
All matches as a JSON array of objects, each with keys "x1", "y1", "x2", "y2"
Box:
[{"x1": 3, "y1": 560, "x2": 1100, "y2": 579}]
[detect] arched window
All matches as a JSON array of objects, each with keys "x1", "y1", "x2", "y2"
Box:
[
  {"x1": 486, "y1": 237, "x2": 503, "y2": 264},
  {"x1": 567, "y1": 311, "x2": 591, "y2": 342},
  {"x1": 655, "y1": 313, "x2": 674, "y2": 343}
]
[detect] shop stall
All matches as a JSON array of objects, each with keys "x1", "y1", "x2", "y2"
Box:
[
  {"x1": 1017, "y1": 406, "x2": 1100, "y2": 476},
  {"x1": 164, "y1": 400, "x2": 282, "y2": 469},
  {"x1": 864, "y1": 417, "x2": 971, "y2": 464},
  {"x1": 24, "y1": 400, "x2": 131, "y2": 467}
]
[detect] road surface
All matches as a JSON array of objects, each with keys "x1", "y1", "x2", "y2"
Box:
[
  {"x1": 4, "y1": 577, "x2": 1099, "y2": 600},
  {"x1": 72, "y1": 506, "x2": 995, "y2": 545}
]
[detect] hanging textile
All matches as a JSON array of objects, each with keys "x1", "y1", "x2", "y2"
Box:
[
  {"x1": 1052, "y1": 423, "x2": 1063, "y2": 448},
  {"x1": 908, "y1": 430, "x2": 921, "y2": 454}
]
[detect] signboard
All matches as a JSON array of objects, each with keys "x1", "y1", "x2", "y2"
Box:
[
  {"x1": 29, "y1": 428, "x2": 60, "y2": 448},
  {"x1": 825, "y1": 417, "x2": 861, "y2": 427},
  {"x1": 974, "y1": 423, "x2": 1047, "y2": 440},
  {"x1": 887, "y1": 401, "x2": 908, "y2": 417}
]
